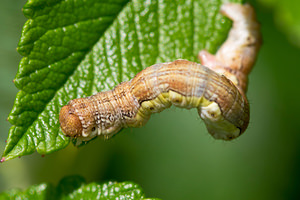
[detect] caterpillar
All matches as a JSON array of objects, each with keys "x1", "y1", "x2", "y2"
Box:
[{"x1": 59, "y1": 3, "x2": 261, "y2": 145}]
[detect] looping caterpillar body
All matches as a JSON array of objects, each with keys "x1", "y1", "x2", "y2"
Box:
[
  {"x1": 199, "y1": 3, "x2": 262, "y2": 93},
  {"x1": 59, "y1": 3, "x2": 261, "y2": 145}
]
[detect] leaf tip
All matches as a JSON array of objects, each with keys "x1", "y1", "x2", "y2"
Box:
[{"x1": 0, "y1": 157, "x2": 5, "y2": 163}]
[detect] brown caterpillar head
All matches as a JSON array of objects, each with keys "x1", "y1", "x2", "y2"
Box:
[
  {"x1": 59, "y1": 105, "x2": 83, "y2": 138},
  {"x1": 59, "y1": 100, "x2": 101, "y2": 146}
]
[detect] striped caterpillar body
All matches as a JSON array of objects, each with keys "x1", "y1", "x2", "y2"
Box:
[
  {"x1": 59, "y1": 3, "x2": 261, "y2": 145},
  {"x1": 199, "y1": 3, "x2": 262, "y2": 93}
]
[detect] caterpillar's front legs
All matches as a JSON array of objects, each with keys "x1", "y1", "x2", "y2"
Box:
[{"x1": 198, "y1": 3, "x2": 262, "y2": 93}]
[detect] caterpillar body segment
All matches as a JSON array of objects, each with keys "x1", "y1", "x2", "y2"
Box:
[{"x1": 199, "y1": 3, "x2": 262, "y2": 93}]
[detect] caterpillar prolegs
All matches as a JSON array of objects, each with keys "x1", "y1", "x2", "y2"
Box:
[{"x1": 59, "y1": 3, "x2": 261, "y2": 145}]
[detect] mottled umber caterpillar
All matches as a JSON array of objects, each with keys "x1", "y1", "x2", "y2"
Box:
[{"x1": 59, "y1": 3, "x2": 261, "y2": 145}]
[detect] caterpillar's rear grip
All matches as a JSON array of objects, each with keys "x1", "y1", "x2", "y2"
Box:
[{"x1": 59, "y1": 3, "x2": 261, "y2": 145}]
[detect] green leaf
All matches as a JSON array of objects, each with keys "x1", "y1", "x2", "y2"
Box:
[
  {"x1": 0, "y1": 175, "x2": 158, "y2": 199},
  {"x1": 2, "y1": 0, "x2": 241, "y2": 161},
  {"x1": 257, "y1": 0, "x2": 300, "y2": 47}
]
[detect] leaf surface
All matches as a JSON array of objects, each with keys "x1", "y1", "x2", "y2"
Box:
[
  {"x1": 2, "y1": 0, "x2": 241, "y2": 161},
  {"x1": 0, "y1": 175, "x2": 158, "y2": 199}
]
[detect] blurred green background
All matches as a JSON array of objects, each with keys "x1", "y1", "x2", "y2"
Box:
[{"x1": 1, "y1": 0, "x2": 300, "y2": 199}]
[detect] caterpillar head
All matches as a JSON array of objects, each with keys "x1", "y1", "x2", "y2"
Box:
[
  {"x1": 59, "y1": 105, "x2": 83, "y2": 138},
  {"x1": 59, "y1": 100, "x2": 99, "y2": 145}
]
